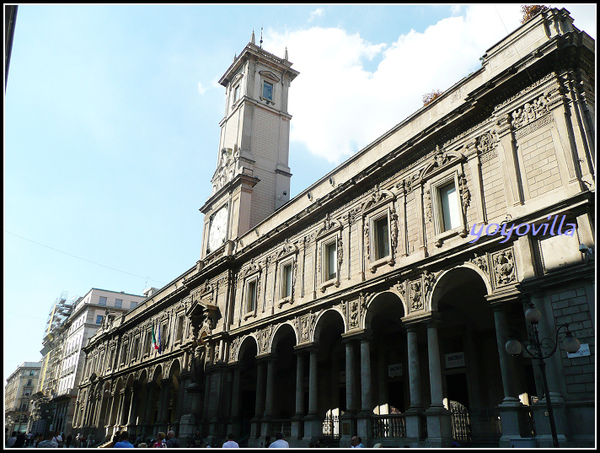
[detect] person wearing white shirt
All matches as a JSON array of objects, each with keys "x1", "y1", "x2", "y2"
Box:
[
  {"x1": 222, "y1": 433, "x2": 239, "y2": 448},
  {"x1": 350, "y1": 436, "x2": 364, "y2": 448},
  {"x1": 269, "y1": 432, "x2": 289, "y2": 448}
]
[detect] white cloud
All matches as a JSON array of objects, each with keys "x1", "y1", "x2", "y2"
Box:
[
  {"x1": 266, "y1": 5, "x2": 533, "y2": 164},
  {"x1": 197, "y1": 81, "x2": 207, "y2": 95},
  {"x1": 309, "y1": 8, "x2": 325, "y2": 22}
]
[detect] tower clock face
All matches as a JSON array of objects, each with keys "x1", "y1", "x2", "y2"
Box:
[{"x1": 208, "y1": 206, "x2": 228, "y2": 252}]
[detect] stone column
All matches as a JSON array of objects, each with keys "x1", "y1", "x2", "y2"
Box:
[
  {"x1": 405, "y1": 324, "x2": 423, "y2": 443},
  {"x1": 250, "y1": 361, "x2": 266, "y2": 439},
  {"x1": 117, "y1": 389, "x2": 127, "y2": 428},
  {"x1": 260, "y1": 356, "x2": 276, "y2": 439},
  {"x1": 356, "y1": 333, "x2": 373, "y2": 442},
  {"x1": 291, "y1": 352, "x2": 305, "y2": 439},
  {"x1": 227, "y1": 364, "x2": 242, "y2": 438},
  {"x1": 158, "y1": 379, "x2": 171, "y2": 433},
  {"x1": 127, "y1": 385, "x2": 141, "y2": 435},
  {"x1": 491, "y1": 302, "x2": 524, "y2": 447},
  {"x1": 527, "y1": 292, "x2": 569, "y2": 447},
  {"x1": 340, "y1": 338, "x2": 357, "y2": 446},
  {"x1": 425, "y1": 318, "x2": 452, "y2": 447},
  {"x1": 142, "y1": 382, "x2": 157, "y2": 435},
  {"x1": 303, "y1": 347, "x2": 321, "y2": 442}
]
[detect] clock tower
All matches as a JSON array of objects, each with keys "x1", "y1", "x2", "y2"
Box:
[{"x1": 200, "y1": 32, "x2": 299, "y2": 259}]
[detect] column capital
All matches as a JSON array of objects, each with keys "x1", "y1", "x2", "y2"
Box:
[
  {"x1": 294, "y1": 342, "x2": 319, "y2": 354},
  {"x1": 485, "y1": 287, "x2": 523, "y2": 307},
  {"x1": 424, "y1": 311, "x2": 442, "y2": 328},
  {"x1": 256, "y1": 353, "x2": 277, "y2": 363}
]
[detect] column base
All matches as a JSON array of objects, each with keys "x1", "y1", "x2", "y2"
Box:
[
  {"x1": 497, "y1": 398, "x2": 526, "y2": 447},
  {"x1": 404, "y1": 408, "x2": 424, "y2": 443},
  {"x1": 356, "y1": 411, "x2": 372, "y2": 444},
  {"x1": 302, "y1": 414, "x2": 321, "y2": 443},
  {"x1": 339, "y1": 412, "x2": 356, "y2": 447},
  {"x1": 424, "y1": 406, "x2": 453, "y2": 448},
  {"x1": 531, "y1": 393, "x2": 569, "y2": 447}
]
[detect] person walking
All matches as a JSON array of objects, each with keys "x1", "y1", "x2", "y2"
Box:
[
  {"x1": 350, "y1": 436, "x2": 364, "y2": 448},
  {"x1": 114, "y1": 431, "x2": 135, "y2": 448},
  {"x1": 6, "y1": 432, "x2": 17, "y2": 448},
  {"x1": 222, "y1": 433, "x2": 239, "y2": 448},
  {"x1": 152, "y1": 432, "x2": 167, "y2": 448},
  {"x1": 268, "y1": 432, "x2": 289, "y2": 448},
  {"x1": 36, "y1": 433, "x2": 59, "y2": 448},
  {"x1": 165, "y1": 431, "x2": 179, "y2": 448}
]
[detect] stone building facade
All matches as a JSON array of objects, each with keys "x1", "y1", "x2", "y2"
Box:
[
  {"x1": 28, "y1": 289, "x2": 146, "y2": 437},
  {"x1": 5, "y1": 362, "x2": 42, "y2": 435},
  {"x1": 73, "y1": 9, "x2": 595, "y2": 448}
]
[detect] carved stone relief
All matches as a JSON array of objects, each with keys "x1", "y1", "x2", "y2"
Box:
[{"x1": 492, "y1": 248, "x2": 516, "y2": 287}]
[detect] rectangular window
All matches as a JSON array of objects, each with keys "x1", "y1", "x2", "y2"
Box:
[
  {"x1": 233, "y1": 84, "x2": 240, "y2": 103},
  {"x1": 282, "y1": 263, "x2": 293, "y2": 299},
  {"x1": 96, "y1": 315, "x2": 103, "y2": 325},
  {"x1": 98, "y1": 296, "x2": 107, "y2": 306},
  {"x1": 439, "y1": 181, "x2": 461, "y2": 231},
  {"x1": 130, "y1": 301, "x2": 137, "y2": 309},
  {"x1": 324, "y1": 241, "x2": 338, "y2": 281},
  {"x1": 263, "y1": 81, "x2": 273, "y2": 100},
  {"x1": 374, "y1": 216, "x2": 390, "y2": 260},
  {"x1": 176, "y1": 315, "x2": 184, "y2": 342},
  {"x1": 246, "y1": 280, "x2": 257, "y2": 313},
  {"x1": 115, "y1": 299, "x2": 123, "y2": 308}
]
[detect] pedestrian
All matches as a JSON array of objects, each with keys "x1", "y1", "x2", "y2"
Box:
[
  {"x1": 6, "y1": 432, "x2": 17, "y2": 448},
  {"x1": 26, "y1": 432, "x2": 35, "y2": 447},
  {"x1": 152, "y1": 432, "x2": 167, "y2": 448},
  {"x1": 14, "y1": 433, "x2": 27, "y2": 448},
  {"x1": 66, "y1": 433, "x2": 72, "y2": 448},
  {"x1": 36, "y1": 432, "x2": 59, "y2": 448},
  {"x1": 268, "y1": 432, "x2": 289, "y2": 448},
  {"x1": 165, "y1": 430, "x2": 179, "y2": 448},
  {"x1": 137, "y1": 443, "x2": 148, "y2": 448},
  {"x1": 114, "y1": 431, "x2": 135, "y2": 448},
  {"x1": 264, "y1": 436, "x2": 271, "y2": 448},
  {"x1": 222, "y1": 433, "x2": 239, "y2": 448},
  {"x1": 192, "y1": 432, "x2": 203, "y2": 447},
  {"x1": 350, "y1": 435, "x2": 364, "y2": 448}
]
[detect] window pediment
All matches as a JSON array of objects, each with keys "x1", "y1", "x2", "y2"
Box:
[
  {"x1": 316, "y1": 213, "x2": 343, "y2": 239},
  {"x1": 420, "y1": 145, "x2": 465, "y2": 182},
  {"x1": 259, "y1": 70, "x2": 280, "y2": 83}
]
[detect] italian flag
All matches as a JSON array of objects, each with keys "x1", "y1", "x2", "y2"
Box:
[{"x1": 152, "y1": 324, "x2": 160, "y2": 352}]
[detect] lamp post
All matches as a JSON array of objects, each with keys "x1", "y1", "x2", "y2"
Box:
[{"x1": 505, "y1": 304, "x2": 580, "y2": 447}]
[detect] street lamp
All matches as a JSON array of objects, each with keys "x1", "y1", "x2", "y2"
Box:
[{"x1": 505, "y1": 303, "x2": 580, "y2": 447}]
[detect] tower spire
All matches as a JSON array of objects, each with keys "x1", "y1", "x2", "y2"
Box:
[{"x1": 251, "y1": 29, "x2": 255, "y2": 45}]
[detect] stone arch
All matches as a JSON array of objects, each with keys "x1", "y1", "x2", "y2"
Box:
[
  {"x1": 168, "y1": 358, "x2": 182, "y2": 378},
  {"x1": 151, "y1": 365, "x2": 163, "y2": 384},
  {"x1": 363, "y1": 290, "x2": 406, "y2": 330},
  {"x1": 314, "y1": 307, "x2": 346, "y2": 342},
  {"x1": 237, "y1": 335, "x2": 260, "y2": 362},
  {"x1": 270, "y1": 322, "x2": 298, "y2": 353},
  {"x1": 429, "y1": 264, "x2": 491, "y2": 312}
]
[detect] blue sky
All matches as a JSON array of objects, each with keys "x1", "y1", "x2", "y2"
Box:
[{"x1": 4, "y1": 4, "x2": 596, "y2": 382}]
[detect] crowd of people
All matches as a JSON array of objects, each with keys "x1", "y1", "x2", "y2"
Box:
[{"x1": 6, "y1": 429, "x2": 373, "y2": 448}]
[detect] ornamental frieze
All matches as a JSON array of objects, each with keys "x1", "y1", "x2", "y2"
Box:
[
  {"x1": 491, "y1": 248, "x2": 516, "y2": 287},
  {"x1": 469, "y1": 252, "x2": 490, "y2": 276},
  {"x1": 510, "y1": 94, "x2": 551, "y2": 130},
  {"x1": 256, "y1": 325, "x2": 274, "y2": 355},
  {"x1": 295, "y1": 312, "x2": 317, "y2": 344}
]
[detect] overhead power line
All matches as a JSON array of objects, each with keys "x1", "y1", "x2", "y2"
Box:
[{"x1": 5, "y1": 230, "x2": 165, "y2": 285}]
